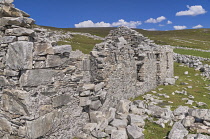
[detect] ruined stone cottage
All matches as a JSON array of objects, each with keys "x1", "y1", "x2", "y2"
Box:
[{"x1": 0, "y1": 0, "x2": 173, "y2": 138}]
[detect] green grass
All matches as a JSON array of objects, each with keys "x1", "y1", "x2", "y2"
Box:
[
  {"x1": 142, "y1": 62, "x2": 210, "y2": 110},
  {"x1": 57, "y1": 34, "x2": 103, "y2": 54},
  {"x1": 37, "y1": 25, "x2": 210, "y2": 50},
  {"x1": 137, "y1": 62, "x2": 210, "y2": 139},
  {"x1": 174, "y1": 49, "x2": 210, "y2": 58},
  {"x1": 144, "y1": 120, "x2": 171, "y2": 139}
]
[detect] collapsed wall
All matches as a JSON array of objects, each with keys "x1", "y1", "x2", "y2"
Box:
[
  {"x1": 0, "y1": 0, "x2": 174, "y2": 138},
  {"x1": 0, "y1": 0, "x2": 90, "y2": 138},
  {"x1": 90, "y1": 27, "x2": 174, "y2": 110}
]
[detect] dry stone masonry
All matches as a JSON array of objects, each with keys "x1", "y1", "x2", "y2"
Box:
[{"x1": 4, "y1": 0, "x2": 210, "y2": 139}]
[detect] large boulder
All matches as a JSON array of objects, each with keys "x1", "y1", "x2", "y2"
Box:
[
  {"x1": 126, "y1": 125, "x2": 144, "y2": 139},
  {"x1": 127, "y1": 114, "x2": 145, "y2": 128},
  {"x1": 6, "y1": 41, "x2": 33, "y2": 70},
  {"x1": 168, "y1": 122, "x2": 188, "y2": 139},
  {"x1": 188, "y1": 109, "x2": 210, "y2": 121},
  {"x1": 26, "y1": 111, "x2": 61, "y2": 139},
  {"x1": 111, "y1": 129, "x2": 128, "y2": 139}
]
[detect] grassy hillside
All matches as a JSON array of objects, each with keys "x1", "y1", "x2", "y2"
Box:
[
  {"x1": 174, "y1": 49, "x2": 210, "y2": 58},
  {"x1": 137, "y1": 62, "x2": 210, "y2": 138},
  {"x1": 57, "y1": 34, "x2": 103, "y2": 54},
  {"x1": 37, "y1": 25, "x2": 210, "y2": 50}
]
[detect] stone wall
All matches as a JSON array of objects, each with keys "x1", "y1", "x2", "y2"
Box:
[
  {"x1": 89, "y1": 27, "x2": 174, "y2": 110},
  {"x1": 0, "y1": 1, "x2": 90, "y2": 138},
  {"x1": 0, "y1": 1, "x2": 174, "y2": 138}
]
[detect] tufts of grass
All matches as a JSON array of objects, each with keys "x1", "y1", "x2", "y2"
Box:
[
  {"x1": 174, "y1": 49, "x2": 210, "y2": 59},
  {"x1": 144, "y1": 62, "x2": 210, "y2": 110},
  {"x1": 57, "y1": 34, "x2": 103, "y2": 54},
  {"x1": 144, "y1": 120, "x2": 171, "y2": 139},
  {"x1": 137, "y1": 62, "x2": 210, "y2": 139}
]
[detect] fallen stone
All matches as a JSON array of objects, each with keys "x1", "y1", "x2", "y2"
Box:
[
  {"x1": 90, "y1": 100, "x2": 102, "y2": 110},
  {"x1": 82, "y1": 84, "x2": 95, "y2": 91},
  {"x1": 133, "y1": 100, "x2": 147, "y2": 109},
  {"x1": 0, "y1": 76, "x2": 9, "y2": 86},
  {"x1": 184, "y1": 71, "x2": 189, "y2": 75},
  {"x1": 165, "y1": 78, "x2": 176, "y2": 85},
  {"x1": 182, "y1": 116, "x2": 195, "y2": 127},
  {"x1": 83, "y1": 123, "x2": 97, "y2": 133},
  {"x1": 173, "y1": 106, "x2": 189, "y2": 116},
  {"x1": 190, "y1": 123, "x2": 210, "y2": 134},
  {"x1": 127, "y1": 114, "x2": 145, "y2": 128},
  {"x1": 26, "y1": 111, "x2": 60, "y2": 139},
  {"x1": 130, "y1": 105, "x2": 144, "y2": 115},
  {"x1": 94, "y1": 82, "x2": 105, "y2": 92},
  {"x1": 126, "y1": 125, "x2": 144, "y2": 139},
  {"x1": 106, "y1": 107, "x2": 116, "y2": 123},
  {"x1": 111, "y1": 129, "x2": 128, "y2": 139},
  {"x1": 110, "y1": 119, "x2": 127, "y2": 128},
  {"x1": 91, "y1": 130, "x2": 109, "y2": 138},
  {"x1": 79, "y1": 97, "x2": 91, "y2": 107},
  {"x1": 168, "y1": 121, "x2": 188, "y2": 139},
  {"x1": 52, "y1": 94, "x2": 71, "y2": 108},
  {"x1": 203, "y1": 120, "x2": 210, "y2": 127},
  {"x1": 89, "y1": 111, "x2": 104, "y2": 123},
  {"x1": 116, "y1": 99, "x2": 131, "y2": 114}
]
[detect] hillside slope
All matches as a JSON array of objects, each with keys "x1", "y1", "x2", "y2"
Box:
[{"x1": 37, "y1": 25, "x2": 210, "y2": 50}]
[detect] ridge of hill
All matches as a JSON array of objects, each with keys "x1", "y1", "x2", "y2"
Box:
[{"x1": 37, "y1": 25, "x2": 210, "y2": 50}]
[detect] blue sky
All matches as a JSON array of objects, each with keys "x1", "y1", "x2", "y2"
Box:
[{"x1": 14, "y1": 0, "x2": 209, "y2": 30}]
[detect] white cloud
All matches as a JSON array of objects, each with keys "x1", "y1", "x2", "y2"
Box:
[
  {"x1": 159, "y1": 24, "x2": 165, "y2": 27},
  {"x1": 112, "y1": 19, "x2": 142, "y2": 28},
  {"x1": 192, "y1": 24, "x2": 203, "y2": 29},
  {"x1": 145, "y1": 16, "x2": 166, "y2": 23},
  {"x1": 75, "y1": 19, "x2": 142, "y2": 28},
  {"x1": 167, "y1": 20, "x2": 172, "y2": 24},
  {"x1": 143, "y1": 28, "x2": 157, "y2": 31},
  {"x1": 75, "y1": 20, "x2": 111, "y2": 28},
  {"x1": 176, "y1": 5, "x2": 207, "y2": 16},
  {"x1": 173, "y1": 26, "x2": 187, "y2": 30}
]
